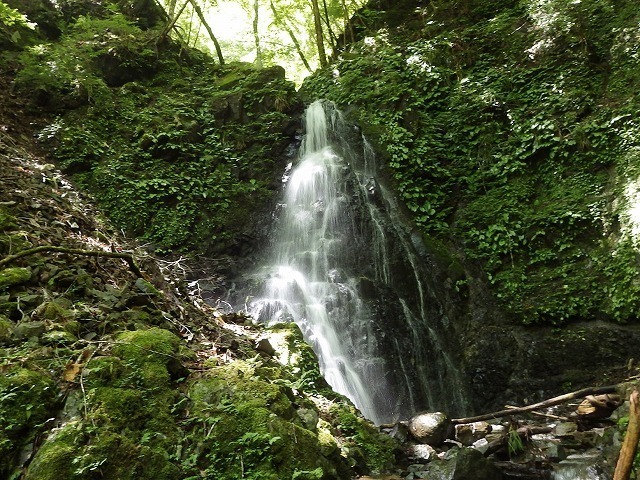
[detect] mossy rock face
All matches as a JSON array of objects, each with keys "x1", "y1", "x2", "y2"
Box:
[
  {"x1": 0, "y1": 367, "x2": 59, "y2": 477},
  {"x1": 0, "y1": 267, "x2": 32, "y2": 289},
  {"x1": 25, "y1": 328, "x2": 187, "y2": 479},
  {"x1": 187, "y1": 361, "x2": 349, "y2": 479},
  {"x1": 264, "y1": 322, "x2": 331, "y2": 394}
]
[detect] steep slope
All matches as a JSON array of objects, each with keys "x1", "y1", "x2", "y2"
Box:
[
  {"x1": 0, "y1": 74, "x2": 397, "y2": 480},
  {"x1": 0, "y1": 2, "x2": 399, "y2": 478}
]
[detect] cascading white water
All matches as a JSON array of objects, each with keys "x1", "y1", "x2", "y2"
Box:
[
  {"x1": 249, "y1": 101, "x2": 393, "y2": 424},
  {"x1": 246, "y1": 100, "x2": 469, "y2": 424}
]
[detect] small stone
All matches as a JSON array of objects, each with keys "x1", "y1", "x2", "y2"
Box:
[
  {"x1": 41, "y1": 330, "x2": 77, "y2": 346},
  {"x1": 472, "y1": 438, "x2": 490, "y2": 454},
  {"x1": 134, "y1": 278, "x2": 161, "y2": 295},
  {"x1": 255, "y1": 338, "x2": 276, "y2": 356},
  {"x1": 408, "y1": 443, "x2": 436, "y2": 462},
  {"x1": 456, "y1": 421, "x2": 492, "y2": 445}
]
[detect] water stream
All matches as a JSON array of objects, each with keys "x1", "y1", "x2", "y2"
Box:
[{"x1": 244, "y1": 100, "x2": 468, "y2": 424}]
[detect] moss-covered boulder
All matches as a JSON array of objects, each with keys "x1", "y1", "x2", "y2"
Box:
[
  {"x1": 24, "y1": 327, "x2": 187, "y2": 480},
  {"x1": 0, "y1": 267, "x2": 32, "y2": 289},
  {"x1": 188, "y1": 360, "x2": 349, "y2": 479},
  {"x1": 0, "y1": 367, "x2": 59, "y2": 478}
]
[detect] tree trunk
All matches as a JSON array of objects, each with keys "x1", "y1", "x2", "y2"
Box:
[
  {"x1": 168, "y1": 0, "x2": 178, "y2": 18},
  {"x1": 310, "y1": 0, "x2": 327, "y2": 67},
  {"x1": 340, "y1": 0, "x2": 354, "y2": 45},
  {"x1": 614, "y1": 390, "x2": 640, "y2": 480},
  {"x1": 321, "y1": 0, "x2": 338, "y2": 55},
  {"x1": 252, "y1": 0, "x2": 263, "y2": 67},
  {"x1": 270, "y1": 0, "x2": 312, "y2": 72},
  {"x1": 187, "y1": 0, "x2": 225, "y2": 64}
]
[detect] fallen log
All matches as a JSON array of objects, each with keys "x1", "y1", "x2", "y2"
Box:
[
  {"x1": 613, "y1": 389, "x2": 639, "y2": 480},
  {"x1": 452, "y1": 385, "x2": 618, "y2": 424}
]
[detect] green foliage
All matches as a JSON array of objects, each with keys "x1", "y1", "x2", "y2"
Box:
[
  {"x1": 0, "y1": 1, "x2": 36, "y2": 48},
  {"x1": 302, "y1": 0, "x2": 640, "y2": 325},
  {"x1": 15, "y1": 13, "x2": 157, "y2": 107},
  {"x1": 507, "y1": 427, "x2": 524, "y2": 457},
  {"x1": 25, "y1": 13, "x2": 298, "y2": 254}
]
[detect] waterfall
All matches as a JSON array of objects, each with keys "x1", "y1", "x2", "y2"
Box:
[{"x1": 245, "y1": 100, "x2": 468, "y2": 424}]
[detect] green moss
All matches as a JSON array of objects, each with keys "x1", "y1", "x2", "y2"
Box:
[
  {"x1": 25, "y1": 422, "x2": 181, "y2": 480},
  {"x1": 0, "y1": 367, "x2": 58, "y2": 475},
  {"x1": 186, "y1": 360, "x2": 348, "y2": 479},
  {"x1": 23, "y1": 422, "x2": 77, "y2": 480},
  {"x1": 112, "y1": 327, "x2": 182, "y2": 388},
  {"x1": 0, "y1": 267, "x2": 32, "y2": 289},
  {"x1": 0, "y1": 208, "x2": 17, "y2": 231},
  {"x1": 0, "y1": 315, "x2": 14, "y2": 344},
  {"x1": 328, "y1": 403, "x2": 397, "y2": 474}
]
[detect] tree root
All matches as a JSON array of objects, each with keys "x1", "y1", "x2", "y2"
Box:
[{"x1": 0, "y1": 245, "x2": 143, "y2": 277}]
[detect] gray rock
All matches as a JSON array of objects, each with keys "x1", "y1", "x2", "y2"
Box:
[
  {"x1": 408, "y1": 412, "x2": 450, "y2": 446},
  {"x1": 408, "y1": 443, "x2": 436, "y2": 462},
  {"x1": 296, "y1": 408, "x2": 318, "y2": 431},
  {"x1": 554, "y1": 422, "x2": 578, "y2": 437},
  {"x1": 12, "y1": 321, "x2": 46, "y2": 341}
]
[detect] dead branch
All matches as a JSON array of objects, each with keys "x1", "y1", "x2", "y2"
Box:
[
  {"x1": 452, "y1": 385, "x2": 618, "y2": 424},
  {"x1": 0, "y1": 245, "x2": 143, "y2": 277},
  {"x1": 614, "y1": 389, "x2": 640, "y2": 480}
]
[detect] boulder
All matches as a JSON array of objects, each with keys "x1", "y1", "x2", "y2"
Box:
[{"x1": 408, "y1": 412, "x2": 450, "y2": 446}]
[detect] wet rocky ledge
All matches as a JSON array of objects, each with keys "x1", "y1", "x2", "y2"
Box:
[{"x1": 357, "y1": 383, "x2": 639, "y2": 480}]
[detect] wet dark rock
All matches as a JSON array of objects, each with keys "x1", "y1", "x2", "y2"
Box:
[
  {"x1": 419, "y1": 447, "x2": 503, "y2": 480},
  {"x1": 255, "y1": 337, "x2": 276, "y2": 356}
]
